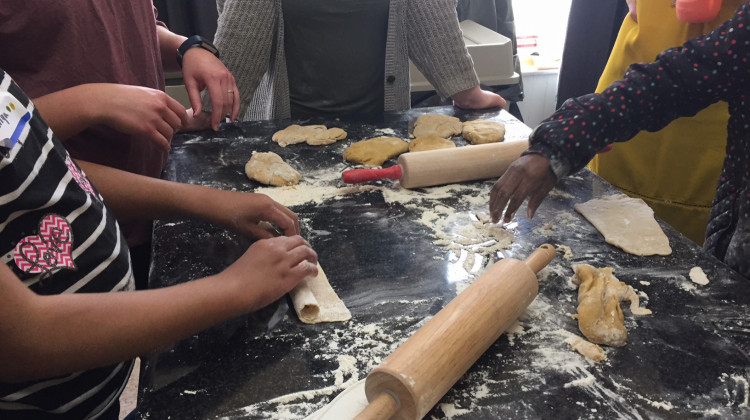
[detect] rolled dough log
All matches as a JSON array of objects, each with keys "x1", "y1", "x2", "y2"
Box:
[
  {"x1": 572, "y1": 264, "x2": 652, "y2": 347},
  {"x1": 574, "y1": 194, "x2": 672, "y2": 256},
  {"x1": 412, "y1": 114, "x2": 463, "y2": 138},
  {"x1": 408, "y1": 134, "x2": 456, "y2": 152},
  {"x1": 244, "y1": 151, "x2": 301, "y2": 186},
  {"x1": 290, "y1": 262, "x2": 351, "y2": 324},
  {"x1": 343, "y1": 137, "x2": 409, "y2": 167},
  {"x1": 272, "y1": 124, "x2": 347, "y2": 147},
  {"x1": 462, "y1": 119, "x2": 506, "y2": 144}
]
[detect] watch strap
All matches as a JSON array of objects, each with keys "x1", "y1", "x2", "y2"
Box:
[{"x1": 176, "y1": 35, "x2": 220, "y2": 68}]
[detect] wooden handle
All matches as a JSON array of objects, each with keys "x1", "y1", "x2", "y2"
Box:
[
  {"x1": 342, "y1": 166, "x2": 403, "y2": 184},
  {"x1": 354, "y1": 392, "x2": 399, "y2": 420},
  {"x1": 397, "y1": 140, "x2": 529, "y2": 189},
  {"x1": 361, "y1": 245, "x2": 555, "y2": 420},
  {"x1": 524, "y1": 243, "x2": 557, "y2": 274}
]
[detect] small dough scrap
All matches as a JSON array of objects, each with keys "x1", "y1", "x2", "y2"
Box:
[
  {"x1": 272, "y1": 124, "x2": 347, "y2": 147},
  {"x1": 343, "y1": 137, "x2": 409, "y2": 166},
  {"x1": 290, "y1": 262, "x2": 351, "y2": 324},
  {"x1": 689, "y1": 266, "x2": 710, "y2": 285},
  {"x1": 462, "y1": 119, "x2": 506, "y2": 144},
  {"x1": 565, "y1": 336, "x2": 607, "y2": 362},
  {"x1": 412, "y1": 114, "x2": 463, "y2": 138},
  {"x1": 244, "y1": 151, "x2": 301, "y2": 186},
  {"x1": 409, "y1": 134, "x2": 456, "y2": 152},
  {"x1": 574, "y1": 194, "x2": 672, "y2": 256},
  {"x1": 572, "y1": 264, "x2": 652, "y2": 347}
]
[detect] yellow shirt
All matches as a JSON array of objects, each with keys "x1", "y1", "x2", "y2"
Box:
[{"x1": 588, "y1": 0, "x2": 743, "y2": 243}]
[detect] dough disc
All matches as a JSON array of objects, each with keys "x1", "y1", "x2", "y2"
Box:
[
  {"x1": 412, "y1": 114, "x2": 463, "y2": 138},
  {"x1": 343, "y1": 137, "x2": 409, "y2": 166},
  {"x1": 409, "y1": 134, "x2": 456, "y2": 152},
  {"x1": 245, "y1": 151, "x2": 301, "y2": 186},
  {"x1": 272, "y1": 124, "x2": 347, "y2": 147},
  {"x1": 462, "y1": 119, "x2": 506, "y2": 144}
]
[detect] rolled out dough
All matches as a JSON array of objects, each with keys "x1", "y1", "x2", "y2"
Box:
[
  {"x1": 572, "y1": 264, "x2": 652, "y2": 347},
  {"x1": 408, "y1": 134, "x2": 456, "y2": 152},
  {"x1": 290, "y1": 262, "x2": 351, "y2": 324},
  {"x1": 574, "y1": 194, "x2": 672, "y2": 256},
  {"x1": 272, "y1": 124, "x2": 347, "y2": 147},
  {"x1": 343, "y1": 137, "x2": 409, "y2": 167},
  {"x1": 412, "y1": 114, "x2": 463, "y2": 138},
  {"x1": 461, "y1": 119, "x2": 506, "y2": 144},
  {"x1": 244, "y1": 151, "x2": 301, "y2": 186}
]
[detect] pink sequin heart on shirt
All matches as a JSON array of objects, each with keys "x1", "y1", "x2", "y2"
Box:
[{"x1": 14, "y1": 214, "x2": 75, "y2": 275}]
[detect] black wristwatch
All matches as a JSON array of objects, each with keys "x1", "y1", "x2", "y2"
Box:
[{"x1": 176, "y1": 35, "x2": 220, "y2": 68}]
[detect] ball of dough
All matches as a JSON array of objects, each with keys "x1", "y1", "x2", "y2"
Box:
[
  {"x1": 272, "y1": 124, "x2": 347, "y2": 147},
  {"x1": 462, "y1": 119, "x2": 506, "y2": 144},
  {"x1": 245, "y1": 151, "x2": 301, "y2": 186},
  {"x1": 409, "y1": 134, "x2": 456, "y2": 152},
  {"x1": 412, "y1": 114, "x2": 463, "y2": 138},
  {"x1": 343, "y1": 137, "x2": 409, "y2": 167}
]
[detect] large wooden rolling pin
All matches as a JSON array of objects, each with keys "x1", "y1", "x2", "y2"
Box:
[
  {"x1": 354, "y1": 244, "x2": 556, "y2": 420},
  {"x1": 342, "y1": 140, "x2": 529, "y2": 189}
]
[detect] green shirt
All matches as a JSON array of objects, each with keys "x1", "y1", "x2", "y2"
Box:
[{"x1": 282, "y1": 0, "x2": 390, "y2": 118}]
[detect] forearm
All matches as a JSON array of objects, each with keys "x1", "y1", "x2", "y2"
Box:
[
  {"x1": 76, "y1": 160, "x2": 216, "y2": 223},
  {"x1": 32, "y1": 85, "x2": 109, "y2": 141},
  {"x1": 406, "y1": 0, "x2": 479, "y2": 98},
  {"x1": 157, "y1": 25, "x2": 187, "y2": 73},
  {"x1": 0, "y1": 264, "x2": 247, "y2": 382}
]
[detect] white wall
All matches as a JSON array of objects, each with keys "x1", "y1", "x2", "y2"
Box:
[{"x1": 512, "y1": 0, "x2": 571, "y2": 128}]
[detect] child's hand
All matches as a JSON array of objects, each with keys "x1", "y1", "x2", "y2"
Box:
[
  {"x1": 490, "y1": 154, "x2": 557, "y2": 223},
  {"x1": 203, "y1": 191, "x2": 301, "y2": 238},
  {"x1": 220, "y1": 235, "x2": 318, "y2": 311}
]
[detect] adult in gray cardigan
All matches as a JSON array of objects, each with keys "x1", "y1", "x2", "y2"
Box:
[{"x1": 210, "y1": 0, "x2": 507, "y2": 121}]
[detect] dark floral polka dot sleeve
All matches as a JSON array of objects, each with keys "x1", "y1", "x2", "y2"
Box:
[{"x1": 525, "y1": 1, "x2": 750, "y2": 277}]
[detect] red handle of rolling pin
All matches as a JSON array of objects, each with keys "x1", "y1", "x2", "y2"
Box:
[{"x1": 341, "y1": 165, "x2": 403, "y2": 184}]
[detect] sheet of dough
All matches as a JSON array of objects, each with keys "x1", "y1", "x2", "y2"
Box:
[
  {"x1": 304, "y1": 379, "x2": 367, "y2": 420},
  {"x1": 574, "y1": 194, "x2": 672, "y2": 256},
  {"x1": 290, "y1": 262, "x2": 351, "y2": 324}
]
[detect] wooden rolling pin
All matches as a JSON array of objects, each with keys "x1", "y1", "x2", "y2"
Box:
[
  {"x1": 341, "y1": 140, "x2": 529, "y2": 189},
  {"x1": 354, "y1": 244, "x2": 556, "y2": 420}
]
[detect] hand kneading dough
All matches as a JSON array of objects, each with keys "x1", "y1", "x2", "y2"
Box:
[
  {"x1": 343, "y1": 137, "x2": 409, "y2": 166},
  {"x1": 245, "y1": 151, "x2": 301, "y2": 186},
  {"x1": 572, "y1": 264, "x2": 652, "y2": 347},
  {"x1": 462, "y1": 119, "x2": 506, "y2": 144},
  {"x1": 272, "y1": 124, "x2": 347, "y2": 147},
  {"x1": 412, "y1": 114, "x2": 463, "y2": 138},
  {"x1": 290, "y1": 262, "x2": 351, "y2": 324},
  {"x1": 574, "y1": 194, "x2": 672, "y2": 256},
  {"x1": 408, "y1": 134, "x2": 456, "y2": 152}
]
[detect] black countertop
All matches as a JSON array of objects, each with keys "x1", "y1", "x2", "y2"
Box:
[{"x1": 137, "y1": 106, "x2": 750, "y2": 419}]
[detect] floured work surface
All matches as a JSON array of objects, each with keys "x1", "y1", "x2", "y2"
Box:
[{"x1": 142, "y1": 107, "x2": 750, "y2": 420}]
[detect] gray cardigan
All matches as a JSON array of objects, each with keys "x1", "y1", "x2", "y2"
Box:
[{"x1": 210, "y1": 0, "x2": 480, "y2": 120}]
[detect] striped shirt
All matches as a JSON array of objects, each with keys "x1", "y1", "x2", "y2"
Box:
[{"x1": 0, "y1": 71, "x2": 135, "y2": 419}]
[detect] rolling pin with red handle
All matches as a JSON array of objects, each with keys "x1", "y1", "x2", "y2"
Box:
[
  {"x1": 354, "y1": 244, "x2": 557, "y2": 420},
  {"x1": 342, "y1": 140, "x2": 529, "y2": 189}
]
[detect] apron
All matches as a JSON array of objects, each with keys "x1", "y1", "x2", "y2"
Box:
[{"x1": 588, "y1": 0, "x2": 744, "y2": 244}]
